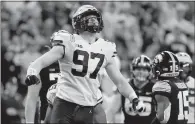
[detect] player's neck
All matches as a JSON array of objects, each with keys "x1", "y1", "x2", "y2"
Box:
[{"x1": 80, "y1": 32, "x2": 97, "y2": 44}]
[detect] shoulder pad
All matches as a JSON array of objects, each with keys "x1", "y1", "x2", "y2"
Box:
[
  {"x1": 187, "y1": 76, "x2": 195, "y2": 85},
  {"x1": 50, "y1": 30, "x2": 69, "y2": 41},
  {"x1": 50, "y1": 30, "x2": 74, "y2": 46},
  {"x1": 152, "y1": 80, "x2": 171, "y2": 93},
  {"x1": 107, "y1": 41, "x2": 117, "y2": 57}
]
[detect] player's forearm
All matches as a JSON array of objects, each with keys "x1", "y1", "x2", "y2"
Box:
[
  {"x1": 155, "y1": 102, "x2": 166, "y2": 122},
  {"x1": 106, "y1": 64, "x2": 138, "y2": 101},
  {"x1": 116, "y1": 78, "x2": 138, "y2": 102},
  {"x1": 109, "y1": 73, "x2": 137, "y2": 102},
  {"x1": 28, "y1": 59, "x2": 44, "y2": 75},
  {"x1": 155, "y1": 95, "x2": 171, "y2": 123},
  {"x1": 25, "y1": 97, "x2": 37, "y2": 123},
  {"x1": 105, "y1": 60, "x2": 138, "y2": 101},
  {"x1": 28, "y1": 54, "x2": 54, "y2": 74}
]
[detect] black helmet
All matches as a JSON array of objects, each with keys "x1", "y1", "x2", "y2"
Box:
[
  {"x1": 152, "y1": 51, "x2": 180, "y2": 78},
  {"x1": 72, "y1": 5, "x2": 104, "y2": 34}
]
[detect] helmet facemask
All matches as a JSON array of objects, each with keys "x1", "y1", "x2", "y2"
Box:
[
  {"x1": 131, "y1": 55, "x2": 152, "y2": 82},
  {"x1": 133, "y1": 67, "x2": 151, "y2": 82},
  {"x1": 176, "y1": 52, "x2": 193, "y2": 81},
  {"x1": 80, "y1": 14, "x2": 100, "y2": 33},
  {"x1": 179, "y1": 63, "x2": 192, "y2": 80},
  {"x1": 72, "y1": 9, "x2": 104, "y2": 34}
]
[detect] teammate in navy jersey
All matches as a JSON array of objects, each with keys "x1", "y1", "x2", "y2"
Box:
[
  {"x1": 151, "y1": 51, "x2": 189, "y2": 124},
  {"x1": 121, "y1": 55, "x2": 156, "y2": 124}
]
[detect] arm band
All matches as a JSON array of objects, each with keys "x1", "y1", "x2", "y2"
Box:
[{"x1": 27, "y1": 68, "x2": 38, "y2": 76}]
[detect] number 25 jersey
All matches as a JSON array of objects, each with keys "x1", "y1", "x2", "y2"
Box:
[
  {"x1": 122, "y1": 79, "x2": 156, "y2": 124},
  {"x1": 51, "y1": 30, "x2": 117, "y2": 106}
]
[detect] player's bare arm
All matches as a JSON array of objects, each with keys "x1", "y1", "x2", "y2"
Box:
[
  {"x1": 25, "y1": 80, "x2": 42, "y2": 123},
  {"x1": 25, "y1": 46, "x2": 64, "y2": 86},
  {"x1": 105, "y1": 57, "x2": 145, "y2": 112},
  {"x1": 29, "y1": 46, "x2": 63, "y2": 74},
  {"x1": 155, "y1": 94, "x2": 170, "y2": 123},
  {"x1": 105, "y1": 57, "x2": 137, "y2": 101},
  {"x1": 151, "y1": 80, "x2": 172, "y2": 124}
]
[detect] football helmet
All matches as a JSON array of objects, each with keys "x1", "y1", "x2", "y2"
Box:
[
  {"x1": 176, "y1": 52, "x2": 193, "y2": 79},
  {"x1": 72, "y1": 5, "x2": 104, "y2": 34},
  {"x1": 132, "y1": 55, "x2": 152, "y2": 82},
  {"x1": 152, "y1": 51, "x2": 180, "y2": 78}
]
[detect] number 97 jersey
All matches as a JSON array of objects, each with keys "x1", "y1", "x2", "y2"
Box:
[
  {"x1": 51, "y1": 30, "x2": 117, "y2": 106},
  {"x1": 152, "y1": 77, "x2": 189, "y2": 124}
]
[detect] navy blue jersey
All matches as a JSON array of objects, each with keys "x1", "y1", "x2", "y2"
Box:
[
  {"x1": 152, "y1": 77, "x2": 189, "y2": 124},
  {"x1": 39, "y1": 62, "x2": 60, "y2": 120},
  {"x1": 122, "y1": 79, "x2": 156, "y2": 124}
]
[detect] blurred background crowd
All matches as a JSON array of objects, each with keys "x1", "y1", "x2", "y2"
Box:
[{"x1": 1, "y1": 1, "x2": 194, "y2": 123}]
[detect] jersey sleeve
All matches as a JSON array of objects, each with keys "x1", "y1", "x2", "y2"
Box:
[
  {"x1": 50, "y1": 30, "x2": 74, "y2": 58},
  {"x1": 105, "y1": 42, "x2": 117, "y2": 64},
  {"x1": 152, "y1": 81, "x2": 171, "y2": 98},
  {"x1": 46, "y1": 84, "x2": 57, "y2": 105}
]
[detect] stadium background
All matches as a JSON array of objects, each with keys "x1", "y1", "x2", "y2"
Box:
[{"x1": 1, "y1": 1, "x2": 194, "y2": 123}]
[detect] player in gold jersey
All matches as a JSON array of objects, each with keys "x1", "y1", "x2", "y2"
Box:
[{"x1": 25, "y1": 5, "x2": 145, "y2": 124}]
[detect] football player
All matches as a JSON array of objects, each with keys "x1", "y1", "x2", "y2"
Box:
[
  {"x1": 121, "y1": 55, "x2": 156, "y2": 124},
  {"x1": 151, "y1": 51, "x2": 189, "y2": 124},
  {"x1": 25, "y1": 46, "x2": 60, "y2": 123},
  {"x1": 176, "y1": 52, "x2": 194, "y2": 124},
  {"x1": 25, "y1": 5, "x2": 145, "y2": 124}
]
